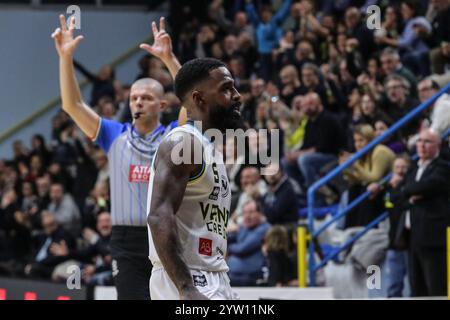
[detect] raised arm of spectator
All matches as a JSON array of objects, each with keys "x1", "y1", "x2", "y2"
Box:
[
  {"x1": 73, "y1": 59, "x2": 97, "y2": 82},
  {"x1": 273, "y1": 0, "x2": 293, "y2": 25},
  {"x1": 305, "y1": 10, "x2": 329, "y2": 38},
  {"x1": 397, "y1": 19, "x2": 432, "y2": 49},
  {"x1": 245, "y1": 0, "x2": 260, "y2": 27},
  {"x1": 140, "y1": 17, "x2": 187, "y2": 125},
  {"x1": 52, "y1": 15, "x2": 100, "y2": 140}
]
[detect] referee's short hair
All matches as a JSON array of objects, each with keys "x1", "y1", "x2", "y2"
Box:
[{"x1": 174, "y1": 58, "x2": 226, "y2": 102}]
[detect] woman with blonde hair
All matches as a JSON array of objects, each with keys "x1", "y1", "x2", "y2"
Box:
[
  {"x1": 340, "y1": 124, "x2": 396, "y2": 228},
  {"x1": 262, "y1": 225, "x2": 296, "y2": 287}
]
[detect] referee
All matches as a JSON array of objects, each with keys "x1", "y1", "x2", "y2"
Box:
[{"x1": 52, "y1": 15, "x2": 182, "y2": 299}]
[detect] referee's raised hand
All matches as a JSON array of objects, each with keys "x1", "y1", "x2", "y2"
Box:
[
  {"x1": 140, "y1": 17, "x2": 173, "y2": 64},
  {"x1": 51, "y1": 15, "x2": 84, "y2": 58}
]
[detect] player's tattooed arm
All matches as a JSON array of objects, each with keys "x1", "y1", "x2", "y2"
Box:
[
  {"x1": 147, "y1": 133, "x2": 207, "y2": 300},
  {"x1": 52, "y1": 15, "x2": 100, "y2": 140},
  {"x1": 140, "y1": 17, "x2": 187, "y2": 126}
]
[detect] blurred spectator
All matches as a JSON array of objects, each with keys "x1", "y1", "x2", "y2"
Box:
[
  {"x1": 344, "y1": 6, "x2": 376, "y2": 63},
  {"x1": 114, "y1": 83, "x2": 132, "y2": 123},
  {"x1": 406, "y1": 78, "x2": 442, "y2": 150},
  {"x1": 342, "y1": 124, "x2": 396, "y2": 228},
  {"x1": 35, "y1": 174, "x2": 51, "y2": 216},
  {"x1": 48, "y1": 161, "x2": 73, "y2": 192},
  {"x1": 209, "y1": 2, "x2": 255, "y2": 38},
  {"x1": 261, "y1": 164, "x2": 300, "y2": 226},
  {"x1": 47, "y1": 183, "x2": 81, "y2": 238},
  {"x1": 98, "y1": 97, "x2": 117, "y2": 120},
  {"x1": 135, "y1": 55, "x2": 151, "y2": 81},
  {"x1": 297, "y1": 0, "x2": 330, "y2": 43},
  {"x1": 230, "y1": 166, "x2": 268, "y2": 227},
  {"x1": 279, "y1": 95, "x2": 307, "y2": 154},
  {"x1": 83, "y1": 181, "x2": 111, "y2": 230},
  {"x1": 342, "y1": 87, "x2": 363, "y2": 142},
  {"x1": 245, "y1": 0, "x2": 292, "y2": 81},
  {"x1": 298, "y1": 63, "x2": 330, "y2": 110},
  {"x1": 337, "y1": 59, "x2": 358, "y2": 102},
  {"x1": 360, "y1": 93, "x2": 392, "y2": 127},
  {"x1": 12, "y1": 140, "x2": 29, "y2": 164},
  {"x1": 93, "y1": 150, "x2": 109, "y2": 186},
  {"x1": 262, "y1": 225, "x2": 296, "y2": 286},
  {"x1": 374, "y1": 6, "x2": 401, "y2": 50},
  {"x1": 195, "y1": 24, "x2": 218, "y2": 58},
  {"x1": 228, "y1": 200, "x2": 271, "y2": 286},
  {"x1": 73, "y1": 60, "x2": 115, "y2": 107},
  {"x1": 237, "y1": 32, "x2": 259, "y2": 74},
  {"x1": 284, "y1": 93, "x2": 343, "y2": 201},
  {"x1": 367, "y1": 155, "x2": 411, "y2": 297},
  {"x1": 273, "y1": 30, "x2": 296, "y2": 71},
  {"x1": 50, "y1": 212, "x2": 112, "y2": 286},
  {"x1": 279, "y1": 64, "x2": 302, "y2": 107},
  {"x1": 381, "y1": 74, "x2": 420, "y2": 137},
  {"x1": 358, "y1": 57, "x2": 385, "y2": 99},
  {"x1": 71, "y1": 130, "x2": 99, "y2": 211},
  {"x1": 30, "y1": 134, "x2": 52, "y2": 167},
  {"x1": 20, "y1": 181, "x2": 40, "y2": 226},
  {"x1": 24, "y1": 211, "x2": 75, "y2": 279},
  {"x1": 228, "y1": 55, "x2": 250, "y2": 91},
  {"x1": 0, "y1": 188, "x2": 31, "y2": 272},
  {"x1": 416, "y1": 79, "x2": 450, "y2": 139},
  {"x1": 52, "y1": 124, "x2": 78, "y2": 168},
  {"x1": 374, "y1": 119, "x2": 406, "y2": 154},
  {"x1": 375, "y1": 0, "x2": 432, "y2": 77},
  {"x1": 28, "y1": 155, "x2": 46, "y2": 181},
  {"x1": 242, "y1": 78, "x2": 268, "y2": 127},
  {"x1": 427, "y1": 0, "x2": 450, "y2": 75},
  {"x1": 254, "y1": 100, "x2": 270, "y2": 129},
  {"x1": 160, "y1": 92, "x2": 182, "y2": 126},
  {"x1": 380, "y1": 47, "x2": 418, "y2": 97}
]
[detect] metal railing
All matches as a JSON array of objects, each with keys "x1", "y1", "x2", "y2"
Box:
[{"x1": 306, "y1": 82, "x2": 450, "y2": 286}]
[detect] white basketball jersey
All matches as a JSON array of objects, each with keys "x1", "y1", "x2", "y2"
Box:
[{"x1": 146, "y1": 124, "x2": 231, "y2": 272}]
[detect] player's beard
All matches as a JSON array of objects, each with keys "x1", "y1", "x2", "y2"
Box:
[{"x1": 209, "y1": 102, "x2": 246, "y2": 133}]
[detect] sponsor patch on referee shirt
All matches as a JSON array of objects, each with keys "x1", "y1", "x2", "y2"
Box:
[{"x1": 129, "y1": 165, "x2": 151, "y2": 183}]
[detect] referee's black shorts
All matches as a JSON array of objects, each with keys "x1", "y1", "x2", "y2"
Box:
[{"x1": 110, "y1": 226, "x2": 152, "y2": 300}]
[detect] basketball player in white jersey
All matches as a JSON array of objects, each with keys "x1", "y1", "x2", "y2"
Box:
[{"x1": 146, "y1": 58, "x2": 245, "y2": 300}]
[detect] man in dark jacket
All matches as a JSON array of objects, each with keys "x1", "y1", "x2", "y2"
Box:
[
  {"x1": 50, "y1": 212, "x2": 112, "y2": 286},
  {"x1": 401, "y1": 129, "x2": 450, "y2": 297},
  {"x1": 261, "y1": 164, "x2": 299, "y2": 226},
  {"x1": 284, "y1": 92, "x2": 343, "y2": 203},
  {"x1": 24, "y1": 211, "x2": 75, "y2": 279}
]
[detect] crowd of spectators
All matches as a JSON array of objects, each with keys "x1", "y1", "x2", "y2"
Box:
[{"x1": 1, "y1": 0, "x2": 450, "y2": 297}]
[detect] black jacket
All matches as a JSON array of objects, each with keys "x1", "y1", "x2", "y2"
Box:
[
  {"x1": 30, "y1": 227, "x2": 76, "y2": 267},
  {"x1": 261, "y1": 177, "x2": 299, "y2": 225},
  {"x1": 401, "y1": 157, "x2": 450, "y2": 248}
]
